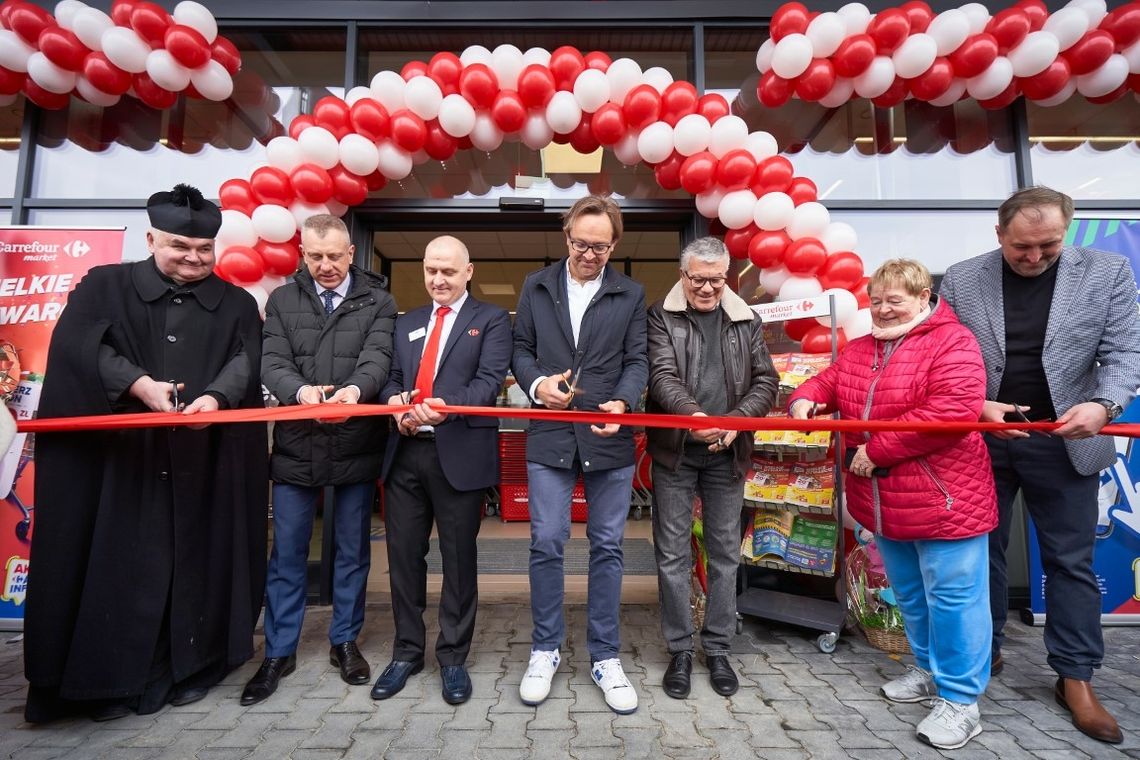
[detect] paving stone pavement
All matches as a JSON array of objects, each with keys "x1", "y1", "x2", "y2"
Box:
[{"x1": 1, "y1": 602, "x2": 1137, "y2": 759}]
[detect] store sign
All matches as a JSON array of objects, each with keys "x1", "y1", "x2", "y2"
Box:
[
  {"x1": 752, "y1": 297, "x2": 833, "y2": 322},
  {"x1": 0, "y1": 226, "x2": 124, "y2": 629}
]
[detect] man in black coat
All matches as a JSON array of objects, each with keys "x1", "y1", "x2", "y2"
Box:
[
  {"x1": 241, "y1": 214, "x2": 396, "y2": 706},
  {"x1": 371, "y1": 235, "x2": 511, "y2": 705},
  {"x1": 512, "y1": 194, "x2": 648, "y2": 714},
  {"x1": 24, "y1": 184, "x2": 268, "y2": 723}
]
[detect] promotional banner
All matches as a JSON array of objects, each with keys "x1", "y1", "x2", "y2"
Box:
[
  {"x1": 0, "y1": 227, "x2": 124, "y2": 629},
  {"x1": 1027, "y1": 218, "x2": 1140, "y2": 625}
]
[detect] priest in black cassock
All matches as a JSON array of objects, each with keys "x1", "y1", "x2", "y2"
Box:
[{"x1": 23, "y1": 184, "x2": 269, "y2": 723}]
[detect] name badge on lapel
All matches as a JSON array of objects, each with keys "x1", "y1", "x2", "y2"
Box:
[
  {"x1": 468, "y1": 328, "x2": 480, "y2": 337},
  {"x1": 408, "y1": 327, "x2": 426, "y2": 342}
]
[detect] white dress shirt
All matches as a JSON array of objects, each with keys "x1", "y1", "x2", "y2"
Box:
[{"x1": 529, "y1": 267, "x2": 604, "y2": 403}]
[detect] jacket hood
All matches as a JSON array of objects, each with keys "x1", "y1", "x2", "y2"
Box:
[
  {"x1": 662, "y1": 280, "x2": 754, "y2": 322},
  {"x1": 293, "y1": 264, "x2": 388, "y2": 295},
  {"x1": 902, "y1": 293, "x2": 959, "y2": 339}
]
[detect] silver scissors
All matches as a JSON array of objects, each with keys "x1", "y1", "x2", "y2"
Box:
[
  {"x1": 168, "y1": 379, "x2": 183, "y2": 412},
  {"x1": 562, "y1": 369, "x2": 582, "y2": 401}
]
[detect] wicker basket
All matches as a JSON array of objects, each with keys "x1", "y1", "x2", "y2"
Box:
[{"x1": 861, "y1": 623, "x2": 912, "y2": 655}]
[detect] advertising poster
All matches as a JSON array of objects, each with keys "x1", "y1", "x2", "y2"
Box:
[
  {"x1": 1027, "y1": 218, "x2": 1140, "y2": 624},
  {"x1": 0, "y1": 227, "x2": 125, "y2": 629}
]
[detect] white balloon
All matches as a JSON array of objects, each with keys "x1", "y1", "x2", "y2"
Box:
[
  {"x1": 836, "y1": 3, "x2": 873, "y2": 35},
  {"x1": 404, "y1": 75, "x2": 443, "y2": 120},
  {"x1": 72, "y1": 7, "x2": 113, "y2": 52},
  {"x1": 1124, "y1": 38, "x2": 1140, "y2": 74},
  {"x1": 0, "y1": 30, "x2": 36, "y2": 73},
  {"x1": 294, "y1": 127, "x2": 339, "y2": 169},
  {"x1": 929, "y1": 77, "x2": 967, "y2": 107},
  {"x1": 243, "y1": 284, "x2": 269, "y2": 314},
  {"x1": 173, "y1": 1, "x2": 219, "y2": 44},
  {"x1": 573, "y1": 68, "x2": 611, "y2": 113},
  {"x1": 289, "y1": 200, "x2": 330, "y2": 229},
  {"x1": 613, "y1": 129, "x2": 642, "y2": 166},
  {"x1": 411, "y1": 148, "x2": 430, "y2": 165},
  {"x1": 101, "y1": 26, "x2": 151, "y2": 74},
  {"x1": 460, "y1": 45, "x2": 493, "y2": 68},
  {"x1": 673, "y1": 113, "x2": 712, "y2": 156},
  {"x1": 437, "y1": 93, "x2": 477, "y2": 137},
  {"x1": 642, "y1": 66, "x2": 674, "y2": 95},
  {"x1": 146, "y1": 49, "x2": 191, "y2": 92},
  {"x1": 756, "y1": 39, "x2": 775, "y2": 74},
  {"x1": 325, "y1": 199, "x2": 349, "y2": 217},
  {"x1": 695, "y1": 187, "x2": 726, "y2": 219},
  {"x1": 606, "y1": 58, "x2": 643, "y2": 104},
  {"x1": 0, "y1": 92, "x2": 17, "y2": 107},
  {"x1": 708, "y1": 115, "x2": 748, "y2": 158},
  {"x1": 819, "y1": 77, "x2": 856, "y2": 108},
  {"x1": 376, "y1": 140, "x2": 413, "y2": 179},
  {"x1": 637, "y1": 121, "x2": 674, "y2": 164},
  {"x1": 1068, "y1": 0, "x2": 1108, "y2": 27},
  {"x1": 190, "y1": 60, "x2": 233, "y2": 101},
  {"x1": 893, "y1": 34, "x2": 938, "y2": 80},
  {"x1": 778, "y1": 275, "x2": 824, "y2": 302},
  {"x1": 757, "y1": 265, "x2": 792, "y2": 297},
  {"x1": 470, "y1": 112, "x2": 504, "y2": 152},
  {"x1": 258, "y1": 274, "x2": 288, "y2": 296},
  {"x1": 521, "y1": 110, "x2": 554, "y2": 150},
  {"x1": 841, "y1": 307, "x2": 873, "y2": 338},
  {"x1": 958, "y1": 3, "x2": 991, "y2": 35},
  {"x1": 1031, "y1": 80, "x2": 1077, "y2": 107},
  {"x1": 820, "y1": 222, "x2": 859, "y2": 254},
  {"x1": 754, "y1": 192, "x2": 796, "y2": 231},
  {"x1": 345, "y1": 85, "x2": 372, "y2": 106},
  {"x1": 1076, "y1": 54, "x2": 1129, "y2": 98},
  {"x1": 771, "y1": 34, "x2": 814, "y2": 80},
  {"x1": 743, "y1": 130, "x2": 779, "y2": 162},
  {"x1": 251, "y1": 204, "x2": 297, "y2": 244},
  {"x1": 545, "y1": 90, "x2": 582, "y2": 135},
  {"x1": 816, "y1": 288, "x2": 859, "y2": 327},
  {"x1": 718, "y1": 190, "x2": 760, "y2": 230},
  {"x1": 522, "y1": 47, "x2": 551, "y2": 67},
  {"x1": 1044, "y1": 7, "x2": 1091, "y2": 52},
  {"x1": 787, "y1": 202, "x2": 831, "y2": 241},
  {"x1": 1008, "y1": 31, "x2": 1061, "y2": 78},
  {"x1": 216, "y1": 210, "x2": 258, "y2": 250},
  {"x1": 75, "y1": 76, "x2": 120, "y2": 107},
  {"x1": 370, "y1": 70, "x2": 406, "y2": 114},
  {"x1": 54, "y1": 1, "x2": 88, "y2": 31},
  {"x1": 853, "y1": 56, "x2": 896, "y2": 99},
  {"x1": 966, "y1": 56, "x2": 1013, "y2": 101},
  {"x1": 491, "y1": 44, "x2": 524, "y2": 91},
  {"x1": 927, "y1": 9, "x2": 972, "y2": 57},
  {"x1": 339, "y1": 133, "x2": 380, "y2": 176},
  {"x1": 266, "y1": 136, "x2": 306, "y2": 172},
  {"x1": 806, "y1": 13, "x2": 847, "y2": 59},
  {"x1": 28, "y1": 52, "x2": 77, "y2": 94}
]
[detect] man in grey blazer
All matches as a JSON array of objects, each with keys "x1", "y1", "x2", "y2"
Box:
[{"x1": 940, "y1": 186, "x2": 1140, "y2": 745}]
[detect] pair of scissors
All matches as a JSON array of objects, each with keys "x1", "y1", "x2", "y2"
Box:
[
  {"x1": 168, "y1": 379, "x2": 183, "y2": 412},
  {"x1": 562, "y1": 369, "x2": 582, "y2": 401}
]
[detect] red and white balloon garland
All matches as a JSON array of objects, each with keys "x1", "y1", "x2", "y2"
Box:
[
  {"x1": 0, "y1": 0, "x2": 240, "y2": 110},
  {"x1": 757, "y1": 0, "x2": 1140, "y2": 109},
  {"x1": 211, "y1": 45, "x2": 870, "y2": 349}
]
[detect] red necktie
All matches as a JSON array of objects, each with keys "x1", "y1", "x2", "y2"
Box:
[{"x1": 413, "y1": 305, "x2": 451, "y2": 399}]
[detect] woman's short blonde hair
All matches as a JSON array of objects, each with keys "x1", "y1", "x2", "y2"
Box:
[{"x1": 868, "y1": 259, "x2": 932, "y2": 297}]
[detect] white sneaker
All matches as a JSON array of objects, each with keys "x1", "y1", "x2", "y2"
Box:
[
  {"x1": 916, "y1": 697, "x2": 982, "y2": 750},
  {"x1": 519, "y1": 649, "x2": 560, "y2": 705},
  {"x1": 591, "y1": 658, "x2": 638, "y2": 714},
  {"x1": 881, "y1": 665, "x2": 936, "y2": 703}
]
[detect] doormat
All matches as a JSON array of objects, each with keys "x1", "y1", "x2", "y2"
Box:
[{"x1": 421, "y1": 537, "x2": 657, "y2": 576}]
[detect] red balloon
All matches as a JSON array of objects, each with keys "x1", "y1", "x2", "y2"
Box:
[
  {"x1": 1020, "y1": 59, "x2": 1070, "y2": 100},
  {"x1": 757, "y1": 70, "x2": 794, "y2": 108},
  {"x1": 491, "y1": 89, "x2": 527, "y2": 133},
  {"x1": 219, "y1": 178, "x2": 257, "y2": 215},
  {"x1": 567, "y1": 114, "x2": 599, "y2": 154},
  {"x1": 363, "y1": 170, "x2": 388, "y2": 192},
  {"x1": 584, "y1": 51, "x2": 612, "y2": 72},
  {"x1": 867, "y1": 10, "x2": 911, "y2": 55},
  {"x1": 389, "y1": 109, "x2": 428, "y2": 153},
  {"x1": 899, "y1": 1, "x2": 934, "y2": 34},
  {"x1": 255, "y1": 240, "x2": 301, "y2": 277},
  {"x1": 770, "y1": 2, "x2": 810, "y2": 43},
  {"x1": 716, "y1": 149, "x2": 757, "y2": 189},
  {"x1": 313, "y1": 95, "x2": 351, "y2": 134},
  {"x1": 801, "y1": 324, "x2": 846, "y2": 354},
  {"x1": 329, "y1": 165, "x2": 368, "y2": 206},
  {"x1": 22, "y1": 78, "x2": 70, "y2": 109},
  {"x1": 985, "y1": 9, "x2": 1031, "y2": 53},
  {"x1": 909, "y1": 57, "x2": 954, "y2": 101},
  {"x1": 250, "y1": 166, "x2": 295, "y2": 206},
  {"x1": 679, "y1": 151, "x2": 718, "y2": 194},
  {"x1": 290, "y1": 163, "x2": 334, "y2": 204},
  {"x1": 871, "y1": 77, "x2": 908, "y2": 109},
  {"x1": 622, "y1": 84, "x2": 662, "y2": 130},
  {"x1": 1105, "y1": 6, "x2": 1140, "y2": 49},
  {"x1": 289, "y1": 114, "x2": 317, "y2": 140},
  {"x1": 517, "y1": 64, "x2": 556, "y2": 109},
  {"x1": 854, "y1": 276, "x2": 872, "y2": 309},
  {"x1": 1128, "y1": 73, "x2": 1140, "y2": 93},
  {"x1": 660, "y1": 81, "x2": 698, "y2": 126},
  {"x1": 110, "y1": 1, "x2": 139, "y2": 27},
  {"x1": 784, "y1": 238, "x2": 828, "y2": 275},
  {"x1": 423, "y1": 119, "x2": 459, "y2": 160},
  {"x1": 427, "y1": 52, "x2": 462, "y2": 95},
  {"x1": 1087, "y1": 83, "x2": 1129, "y2": 104},
  {"x1": 748, "y1": 230, "x2": 791, "y2": 268},
  {"x1": 130, "y1": 2, "x2": 172, "y2": 48},
  {"x1": 132, "y1": 72, "x2": 178, "y2": 109},
  {"x1": 724, "y1": 224, "x2": 758, "y2": 259},
  {"x1": 0, "y1": 67, "x2": 25, "y2": 96},
  {"x1": 979, "y1": 81, "x2": 1021, "y2": 111},
  {"x1": 794, "y1": 58, "x2": 837, "y2": 102},
  {"x1": 751, "y1": 156, "x2": 794, "y2": 195},
  {"x1": 548, "y1": 46, "x2": 585, "y2": 91},
  {"x1": 38, "y1": 26, "x2": 89, "y2": 72},
  {"x1": 949, "y1": 34, "x2": 1000, "y2": 79},
  {"x1": 832, "y1": 34, "x2": 877, "y2": 78},
  {"x1": 458, "y1": 63, "x2": 498, "y2": 109},
  {"x1": 8, "y1": 3, "x2": 53, "y2": 47},
  {"x1": 1062, "y1": 31, "x2": 1115, "y2": 77},
  {"x1": 697, "y1": 93, "x2": 730, "y2": 123},
  {"x1": 349, "y1": 98, "x2": 389, "y2": 141},
  {"x1": 165, "y1": 24, "x2": 210, "y2": 69},
  {"x1": 817, "y1": 252, "x2": 865, "y2": 290},
  {"x1": 82, "y1": 52, "x2": 132, "y2": 95},
  {"x1": 220, "y1": 246, "x2": 264, "y2": 284},
  {"x1": 783, "y1": 317, "x2": 817, "y2": 342},
  {"x1": 210, "y1": 37, "x2": 241, "y2": 76},
  {"x1": 787, "y1": 176, "x2": 818, "y2": 205},
  {"x1": 590, "y1": 102, "x2": 626, "y2": 145},
  {"x1": 1014, "y1": 0, "x2": 1048, "y2": 33},
  {"x1": 653, "y1": 151, "x2": 685, "y2": 191},
  {"x1": 400, "y1": 60, "x2": 428, "y2": 81}
]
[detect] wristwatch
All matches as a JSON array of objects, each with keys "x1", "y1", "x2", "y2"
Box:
[{"x1": 1091, "y1": 398, "x2": 1124, "y2": 421}]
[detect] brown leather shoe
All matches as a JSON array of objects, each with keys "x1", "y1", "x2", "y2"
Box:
[
  {"x1": 1054, "y1": 677, "x2": 1123, "y2": 744},
  {"x1": 990, "y1": 652, "x2": 1003, "y2": 676}
]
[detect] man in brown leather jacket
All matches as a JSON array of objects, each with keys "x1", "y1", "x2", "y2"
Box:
[{"x1": 645, "y1": 236, "x2": 778, "y2": 700}]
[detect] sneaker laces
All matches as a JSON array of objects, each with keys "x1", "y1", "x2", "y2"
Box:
[
  {"x1": 526, "y1": 650, "x2": 559, "y2": 671},
  {"x1": 928, "y1": 697, "x2": 974, "y2": 730},
  {"x1": 593, "y1": 658, "x2": 631, "y2": 688}
]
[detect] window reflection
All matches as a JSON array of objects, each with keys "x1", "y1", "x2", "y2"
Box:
[
  {"x1": 1027, "y1": 96, "x2": 1140, "y2": 200},
  {"x1": 0, "y1": 99, "x2": 23, "y2": 198},
  {"x1": 26, "y1": 208, "x2": 148, "y2": 261}
]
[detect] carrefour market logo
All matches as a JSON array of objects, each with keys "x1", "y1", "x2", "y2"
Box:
[{"x1": 63, "y1": 240, "x2": 90, "y2": 258}]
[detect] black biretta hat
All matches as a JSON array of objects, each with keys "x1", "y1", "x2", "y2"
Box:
[{"x1": 146, "y1": 183, "x2": 223, "y2": 238}]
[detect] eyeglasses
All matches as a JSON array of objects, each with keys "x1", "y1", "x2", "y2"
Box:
[
  {"x1": 681, "y1": 271, "x2": 727, "y2": 289},
  {"x1": 568, "y1": 239, "x2": 614, "y2": 255}
]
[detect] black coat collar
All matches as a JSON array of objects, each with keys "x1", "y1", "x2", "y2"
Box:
[{"x1": 133, "y1": 259, "x2": 226, "y2": 311}]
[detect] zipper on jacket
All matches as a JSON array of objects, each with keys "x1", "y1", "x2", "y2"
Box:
[{"x1": 917, "y1": 459, "x2": 955, "y2": 510}]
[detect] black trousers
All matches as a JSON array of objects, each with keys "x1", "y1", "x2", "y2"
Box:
[
  {"x1": 986, "y1": 433, "x2": 1102, "y2": 681},
  {"x1": 384, "y1": 436, "x2": 484, "y2": 666}
]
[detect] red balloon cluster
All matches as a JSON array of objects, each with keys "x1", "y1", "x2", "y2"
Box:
[
  {"x1": 758, "y1": 0, "x2": 1140, "y2": 110},
  {"x1": 0, "y1": 0, "x2": 242, "y2": 110}
]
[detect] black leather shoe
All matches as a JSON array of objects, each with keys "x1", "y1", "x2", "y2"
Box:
[
  {"x1": 662, "y1": 652, "x2": 692, "y2": 699},
  {"x1": 330, "y1": 641, "x2": 371, "y2": 685},
  {"x1": 90, "y1": 701, "x2": 131, "y2": 722},
  {"x1": 370, "y1": 659, "x2": 424, "y2": 700},
  {"x1": 441, "y1": 665, "x2": 472, "y2": 705},
  {"x1": 707, "y1": 654, "x2": 739, "y2": 697},
  {"x1": 240, "y1": 654, "x2": 296, "y2": 706},
  {"x1": 169, "y1": 686, "x2": 209, "y2": 706}
]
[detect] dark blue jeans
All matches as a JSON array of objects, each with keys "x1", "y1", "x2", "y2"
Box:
[{"x1": 986, "y1": 434, "x2": 1102, "y2": 680}]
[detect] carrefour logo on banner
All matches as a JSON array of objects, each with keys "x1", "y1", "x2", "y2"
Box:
[
  {"x1": 63, "y1": 240, "x2": 90, "y2": 258},
  {"x1": 2, "y1": 557, "x2": 27, "y2": 606}
]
